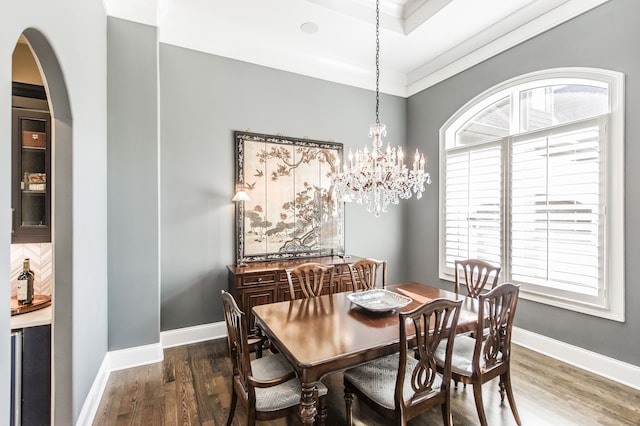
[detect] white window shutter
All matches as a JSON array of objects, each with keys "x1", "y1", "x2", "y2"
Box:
[
  {"x1": 444, "y1": 143, "x2": 502, "y2": 270},
  {"x1": 510, "y1": 120, "x2": 603, "y2": 295}
]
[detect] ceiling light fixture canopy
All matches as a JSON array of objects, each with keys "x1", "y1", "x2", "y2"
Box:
[{"x1": 332, "y1": 0, "x2": 430, "y2": 217}]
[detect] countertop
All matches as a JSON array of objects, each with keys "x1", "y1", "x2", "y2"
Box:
[{"x1": 11, "y1": 304, "x2": 52, "y2": 330}]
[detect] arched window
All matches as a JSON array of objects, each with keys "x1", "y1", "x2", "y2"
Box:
[{"x1": 439, "y1": 68, "x2": 624, "y2": 321}]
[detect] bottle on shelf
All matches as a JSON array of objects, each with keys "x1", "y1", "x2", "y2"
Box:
[{"x1": 17, "y1": 258, "x2": 35, "y2": 305}]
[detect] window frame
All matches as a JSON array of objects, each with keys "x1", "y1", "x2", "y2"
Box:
[{"x1": 438, "y1": 67, "x2": 625, "y2": 322}]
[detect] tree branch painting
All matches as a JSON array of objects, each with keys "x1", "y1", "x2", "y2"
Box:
[{"x1": 234, "y1": 131, "x2": 344, "y2": 263}]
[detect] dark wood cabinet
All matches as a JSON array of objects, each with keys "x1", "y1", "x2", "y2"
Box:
[
  {"x1": 12, "y1": 85, "x2": 51, "y2": 244},
  {"x1": 21, "y1": 324, "x2": 52, "y2": 425},
  {"x1": 227, "y1": 256, "x2": 361, "y2": 332}
]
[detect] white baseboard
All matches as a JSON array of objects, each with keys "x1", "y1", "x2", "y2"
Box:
[
  {"x1": 76, "y1": 323, "x2": 226, "y2": 425},
  {"x1": 107, "y1": 342, "x2": 164, "y2": 372},
  {"x1": 160, "y1": 321, "x2": 227, "y2": 348},
  {"x1": 513, "y1": 326, "x2": 640, "y2": 391},
  {"x1": 78, "y1": 322, "x2": 640, "y2": 425},
  {"x1": 75, "y1": 342, "x2": 163, "y2": 425},
  {"x1": 75, "y1": 354, "x2": 111, "y2": 426}
]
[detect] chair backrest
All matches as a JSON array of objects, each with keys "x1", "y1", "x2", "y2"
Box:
[
  {"x1": 221, "y1": 290, "x2": 253, "y2": 392},
  {"x1": 454, "y1": 259, "x2": 501, "y2": 298},
  {"x1": 397, "y1": 298, "x2": 462, "y2": 410},
  {"x1": 349, "y1": 258, "x2": 387, "y2": 291},
  {"x1": 285, "y1": 262, "x2": 334, "y2": 299},
  {"x1": 473, "y1": 282, "x2": 520, "y2": 373}
]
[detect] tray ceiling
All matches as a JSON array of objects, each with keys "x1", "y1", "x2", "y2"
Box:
[{"x1": 102, "y1": 0, "x2": 610, "y2": 97}]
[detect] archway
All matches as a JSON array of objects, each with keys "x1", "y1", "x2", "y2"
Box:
[{"x1": 18, "y1": 28, "x2": 74, "y2": 425}]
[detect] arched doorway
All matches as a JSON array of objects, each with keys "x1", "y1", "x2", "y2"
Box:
[{"x1": 14, "y1": 28, "x2": 74, "y2": 425}]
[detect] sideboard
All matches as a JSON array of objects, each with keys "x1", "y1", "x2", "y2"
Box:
[{"x1": 227, "y1": 255, "x2": 362, "y2": 333}]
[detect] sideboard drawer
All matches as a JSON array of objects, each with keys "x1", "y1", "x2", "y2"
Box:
[{"x1": 241, "y1": 273, "x2": 276, "y2": 286}]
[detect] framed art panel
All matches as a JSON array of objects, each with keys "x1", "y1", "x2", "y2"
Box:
[{"x1": 234, "y1": 131, "x2": 344, "y2": 264}]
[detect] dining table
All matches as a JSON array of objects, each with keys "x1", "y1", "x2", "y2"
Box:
[{"x1": 251, "y1": 281, "x2": 479, "y2": 424}]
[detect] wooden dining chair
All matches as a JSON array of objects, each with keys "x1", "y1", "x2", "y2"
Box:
[
  {"x1": 348, "y1": 258, "x2": 387, "y2": 291},
  {"x1": 343, "y1": 298, "x2": 462, "y2": 426},
  {"x1": 285, "y1": 262, "x2": 334, "y2": 299},
  {"x1": 221, "y1": 290, "x2": 328, "y2": 425},
  {"x1": 454, "y1": 258, "x2": 501, "y2": 298},
  {"x1": 434, "y1": 283, "x2": 521, "y2": 426}
]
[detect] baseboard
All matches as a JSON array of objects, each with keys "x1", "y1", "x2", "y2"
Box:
[
  {"x1": 76, "y1": 324, "x2": 225, "y2": 425},
  {"x1": 75, "y1": 353, "x2": 111, "y2": 426},
  {"x1": 75, "y1": 342, "x2": 164, "y2": 425},
  {"x1": 160, "y1": 321, "x2": 227, "y2": 348},
  {"x1": 79, "y1": 322, "x2": 640, "y2": 425},
  {"x1": 107, "y1": 342, "x2": 164, "y2": 372},
  {"x1": 513, "y1": 326, "x2": 640, "y2": 391}
]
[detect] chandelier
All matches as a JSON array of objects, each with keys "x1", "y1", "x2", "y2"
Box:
[{"x1": 332, "y1": 0, "x2": 430, "y2": 217}]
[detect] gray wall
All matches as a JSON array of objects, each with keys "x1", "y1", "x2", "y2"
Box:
[
  {"x1": 159, "y1": 44, "x2": 408, "y2": 331},
  {"x1": 1, "y1": 0, "x2": 109, "y2": 423},
  {"x1": 406, "y1": 0, "x2": 640, "y2": 366},
  {"x1": 108, "y1": 18, "x2": 161, "y2": 349}
]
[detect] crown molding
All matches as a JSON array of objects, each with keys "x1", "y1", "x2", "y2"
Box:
[{"x1": 406, "y1": 0, "x2": 611, "y2": 96}]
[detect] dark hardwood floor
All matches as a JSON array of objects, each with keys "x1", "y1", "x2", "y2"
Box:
[{"x1": 92, "y1": 338, "x2": 640, "y2": 425}]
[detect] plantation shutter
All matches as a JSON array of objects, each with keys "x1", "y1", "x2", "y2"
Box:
[
  {"x1": 510, "y1": 119, "x2": 604, "y2": 295},
  {"x1": 444, "y1": 143, "x2": 502, "y2": 270}
]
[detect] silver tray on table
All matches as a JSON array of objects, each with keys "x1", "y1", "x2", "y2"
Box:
[{"x1": 347, "y1": 289, "x2": 413, "y2": 312}]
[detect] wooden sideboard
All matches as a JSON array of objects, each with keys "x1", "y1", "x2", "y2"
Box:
[{"x1": 227, "y1": 255, "x2": 362, "y2": 332}]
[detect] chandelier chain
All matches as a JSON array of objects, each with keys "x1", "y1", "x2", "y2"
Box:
[
  {"x1": 375, "y1": 0, "x2": 380, "y2": 125},
  {"x1": 330, "y1": 0, "x2": 430, "y2": 217}
]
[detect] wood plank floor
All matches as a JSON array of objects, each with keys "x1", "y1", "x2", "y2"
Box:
[{"x1": 92, "y1": 338, "x2": 640, "y2": 425}]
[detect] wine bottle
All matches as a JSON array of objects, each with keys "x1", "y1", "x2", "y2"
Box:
[{"x1": 17, "y1": 258, "x2": 34, "y2": 305}]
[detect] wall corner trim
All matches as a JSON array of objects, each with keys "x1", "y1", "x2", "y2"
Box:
[{"x1": 512, "y1": 326, "x2": 640, "y2": 391}]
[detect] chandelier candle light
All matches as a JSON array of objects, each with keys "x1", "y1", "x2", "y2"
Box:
[{"x1": 332, "y1": 0, "x2": 430, "y2": 217}]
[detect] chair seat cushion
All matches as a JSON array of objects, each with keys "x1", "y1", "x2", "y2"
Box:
[
  {"x1": 434, "y1": 336, "x2": 479, "y2": 377},
  {"x1": 344, "y1": 353, "x2": 443, "y2": 410},
  {"x1": 251, "y1": 353, "x2": 328, "y2": 412}
]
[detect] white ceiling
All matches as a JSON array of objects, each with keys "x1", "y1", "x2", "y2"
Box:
[{"x1": 102, "y1": 0, "x2": 609, "y2": 97}]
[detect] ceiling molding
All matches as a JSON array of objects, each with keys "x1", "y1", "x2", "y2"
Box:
[
  {"x1": 406, "y1": 0, "x2": 612, "y2": 96},
  {"x1": 404, "y1": 0, "x2": 452, "y2": 34},
  {"x1": 308, "y1": 0, "x2": 452, "y2": 35},
  {"x1": 102, "y1": 0, "x2": 613, "y2": 99}
]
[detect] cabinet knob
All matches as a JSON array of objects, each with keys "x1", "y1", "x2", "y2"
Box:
[{"x1": 257, "y1": 277, "x2": 262, "y2": 282}]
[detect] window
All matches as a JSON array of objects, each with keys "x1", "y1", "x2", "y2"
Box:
[{"x1": 439, "y1": 68, "x2": 624, "y2": 321}]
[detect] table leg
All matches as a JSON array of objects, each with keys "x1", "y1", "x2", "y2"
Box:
[
  {"x1": 299, "y1": 381, "x2": 317, "y2": 424},
  {"x1": 254, "y1": 326, "x2": 264, "y2": 358}
]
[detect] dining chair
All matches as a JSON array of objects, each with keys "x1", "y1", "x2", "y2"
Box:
[
  {"x1": 221, "y1": 290, "x2": 328, "y2": 425},
  {"x1": 454, "y1": 258, "x2": 501, "y2": 298},
  {"x1": 434, "y1": 283, "x2": 521, "y2": 426},
  {"x1": 348, "y1": 258, "x2": 387, "y2": 291},
  {"x1": 285, "y1": 262, "x2": 334, "y2": 299},
  {"x1": 343, "y1": 298, "x2": 462, "y2": 426}
]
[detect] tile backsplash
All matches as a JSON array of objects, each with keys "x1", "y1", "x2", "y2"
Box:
[{"x1": 10, "y1": 243, "x2": 52, "y2": 296}]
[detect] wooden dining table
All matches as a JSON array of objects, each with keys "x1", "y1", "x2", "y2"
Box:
[{"x1": 251, "y1": 281, "x2": 479, "y2": 425}]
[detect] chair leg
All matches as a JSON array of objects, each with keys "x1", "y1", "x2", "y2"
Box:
[
  {"x1": 472, "y1": 381, "x2": 488, "y2": 426},
  {"x1": 247, "y1": 409, "x2": 256, "y2": 426},
  {"x1": 344, "y1": 384, "x2": 354, "y2": 426},
  {"x1": 441, "y1": 397, "x2": 452, "y2": 426},
  {"x1": 316, "y1": 394, "x2": 328, "y2": 426},
  {"x1": 501, "y1": 372, "x2": 522, "y2": 425},
  {"x1": 226, "y1": 390, "x2": 237, "y2": 426}
]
